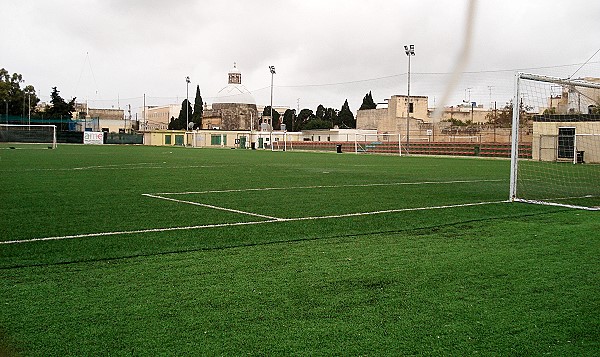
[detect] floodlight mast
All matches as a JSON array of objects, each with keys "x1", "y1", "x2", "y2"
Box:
[
  {"x1": 269, "y1": 66, "x2": 276, "y2": 151},
  {"x1": 185, "y1": 76, "x2": 191, "y2": 131},
  {"x1": 404, "y1": 44, "x2": 415, "y2": 155}
]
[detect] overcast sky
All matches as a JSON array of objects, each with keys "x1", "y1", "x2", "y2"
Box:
[{"x1": 4, "y1": 0, "x2": 600, "y2": 114}]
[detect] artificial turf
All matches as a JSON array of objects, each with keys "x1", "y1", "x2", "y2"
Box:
[{"x1": 1, "y1": 145, "x2": 598, "y2": 355}]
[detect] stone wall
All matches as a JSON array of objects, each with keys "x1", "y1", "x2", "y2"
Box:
[{"x1": 211, "y1": 103, "x2": 258, "y2": 130}]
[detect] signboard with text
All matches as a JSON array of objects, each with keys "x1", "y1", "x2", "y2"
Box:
[{"x1": 84, "y1": 131, "x2": 104, "y2": 145}]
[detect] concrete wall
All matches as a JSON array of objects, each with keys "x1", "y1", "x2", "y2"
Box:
[{"x1": 356, "y1": 109, "x2": 387, "y2": 130}]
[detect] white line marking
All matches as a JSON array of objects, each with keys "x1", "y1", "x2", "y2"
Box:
[
  {"x1": 142, "y1": 194, "x2": 282, "y2": 220},
  {"x1": 0, "y1": 220, "x2": 272, "y2": 245},
  {"x1": 1, "y1": 200, "x2": 507, "y2": 245},
  {"x1": 0, "y1": 164, "x2": 220, "y2": 173},
  {"x1": 155, "y1": 179, "x2": 505, "y2": 195}
]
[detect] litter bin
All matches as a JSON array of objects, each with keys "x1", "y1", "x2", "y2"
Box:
[
  {"x1": 474, "y1": 145, "x2": 480, "y2": 156},
  {"x1": 577, "y1": 151, "x2": 585, "y2": 164},
  {"x1": 336, "y1": 144, "x2": 342, "y2": 153}
]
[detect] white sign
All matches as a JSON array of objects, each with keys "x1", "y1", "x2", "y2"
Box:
[
  {"x1": 426, "y1": 129, "x2": 433, "y2": 136},
  {"x1": 84, "y1": 131, "x2": 104, "y2": 145}
]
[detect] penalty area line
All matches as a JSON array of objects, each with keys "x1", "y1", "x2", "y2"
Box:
[
  {"x1": 1, "y1": 200, "x2": 508, "y2": 245},
  {"x1": 154, "y1": 179, "x2": 505, "y2": 196},
  {"x1": 142, "y1": 193, "x2": 282, "y2": 220}
]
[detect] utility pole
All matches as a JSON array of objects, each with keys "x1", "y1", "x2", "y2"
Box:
[{"x1": 404, "y1": 44, "x2": 415, "y2": 155}]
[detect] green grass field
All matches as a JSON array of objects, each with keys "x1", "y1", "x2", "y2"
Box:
[{"x1": 1, "y1": 145, "x2": 598, "y2": 355}]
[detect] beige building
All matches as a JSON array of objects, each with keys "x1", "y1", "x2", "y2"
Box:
[
  {"x1": 531, "y1": 115, "x2": 600, "y2": 163},
  {"x1": 357, "y1": 95, "x2": 428, "y2": 133},
  {"x1": 143, "y1": 104, "x2": 180, "y2": 131},
  {"x1": 357, "y1": 95, "x2": 497, "y2": 135}
]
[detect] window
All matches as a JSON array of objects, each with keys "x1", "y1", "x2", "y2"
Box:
[
  {"x1": 408, "y1": 102, "x2": 414, "y2": 114},
  {"x1": 165, "y1": 135, "x2": 172, "y2": 145}
]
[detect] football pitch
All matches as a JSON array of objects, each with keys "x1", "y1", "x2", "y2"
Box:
[{"x1": 1, "y1": 145, "x2": 598, "y2": 355}]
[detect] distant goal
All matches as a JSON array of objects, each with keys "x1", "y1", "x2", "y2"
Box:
[
  {"x1": 354, "y1": 132, "x2": 403, "y2": 155},
  {"x1": 510, "y1": 73, "x2": 600, "y2": 210},
  {"x1": 0, "y1": 124, "x2": 58, "y2": 149}
]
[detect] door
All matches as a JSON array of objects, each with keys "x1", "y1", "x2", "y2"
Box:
[{"x1": 557, "y1": 127, "x2": 575, "y2": 159}]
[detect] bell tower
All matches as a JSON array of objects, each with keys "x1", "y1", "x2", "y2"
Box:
[{"x1": 228, "y1": 62, "x2": 242, "y2": 85}]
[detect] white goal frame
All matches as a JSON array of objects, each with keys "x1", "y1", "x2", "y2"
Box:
[
  {"x1": 509, "y1": 73, "x2": 600, "y2": 210},
  {"x1": 0, "y1": 124, "x2": 57, "y2": 149},
  {"x1": 354, "y1": 132, "x2": 402, "y2": 155}
]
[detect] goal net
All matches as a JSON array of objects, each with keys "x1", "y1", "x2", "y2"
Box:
[
  {"x1": 510, "y1": 73, "x2": 600, "y2": 210},
  {"x1": 354, "y1": 132, "x2": 402, "y2": 155},
  {"x1": 0, "y1": 124, "x2": 57, "y2": 149}
]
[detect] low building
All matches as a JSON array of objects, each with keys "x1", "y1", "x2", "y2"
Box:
[
  {"x1": 73, "y1": 103, "x2": 129, "y2": 132},
  {"x1": 531, "y1": 114, "x2": 600, "y2": 163}
]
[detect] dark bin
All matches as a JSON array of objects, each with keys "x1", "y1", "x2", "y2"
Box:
[
  {"x1": 577, "y1": 151, "x2": 585, "y2": 164},
  {"x1": 336, "y1": 144, "x2": 342, "y2": 153},
  {"x1": 251, "y1": 142, "x2": 256, "y2": 150},
  {"x1": 474, "y1": 145, "x2": 480, "y2": 156}
]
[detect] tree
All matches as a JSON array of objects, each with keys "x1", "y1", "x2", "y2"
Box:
[
  {"x1": 167, "y1": 116, "x2": 179, "y2": 130},
  {"x1": 191, "y1": 85, "x2": 203, "y2": 129},
  {"x1": 45, "y1": 87, "x2": 75, "y2": 119},
  {"x1": 262, "y1": 106, "x2": 281, "y2": 130},
  {"x1": 0, "y1": 68, "x2": 40, "y2": 119},
  {"x1": 295, "y1": 108, "x2": 315, "y2": 131},
  {"x1": 336, "y1": 99, "x2": 355, "y2": 128},
  {"x1": 179, "y1": 99, "x2": 193, "y2": 130},
  {"x1": 303, "y1": 118, "x2": 332, "y2": 130},
  {"x1": 307, "y1": 104, "x2": 337, "y2": 129},
  {"x1": 324, "y1": 107, "x2": 338, "y2": 125},
  {"x1": 487, "y1": 100, "x2": 533, "y2": 128},
  {"x1": 316, "y1": 104, "x2": 326, "y2": 120},
  {"x1": 359, "y1": 91, "x2": 377, "y2": 110},
  {"x1": 282, "y1": 109, "x2": 295, "y2": 131}
]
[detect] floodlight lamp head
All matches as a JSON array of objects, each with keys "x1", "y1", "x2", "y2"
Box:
[
  {"x1": 405, "y1": 44, "x2": 415, "y2": 56},
  {"x1": 269, "y1": 66, "x2": 276, "y2": 74},
  {"x1": 185, "y1": 76, "x2": 190, "y2": 83}
]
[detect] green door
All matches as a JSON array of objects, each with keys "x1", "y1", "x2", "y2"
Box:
[
  {"x1": 258, "y1": 137, "x2": 264, "y2": 149},
  {"x1": 239, "y1": 136, "x2": 246, "y2": 149},
  {"x1": 175, "y1": 135, "x2": 184, "y2": 146}
]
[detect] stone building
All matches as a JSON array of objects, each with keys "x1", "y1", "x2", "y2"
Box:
[
  {"x1": 357, "y1": 95, "x2": 494, "y2": 134},
  {"x1": 202, "y1": 63, "x2": 258, "y2": 130},
  {"x1": 356, "y1": 95, "x2": 429, "y2": 132}
]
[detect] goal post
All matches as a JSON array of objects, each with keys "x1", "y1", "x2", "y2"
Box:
[
  {"x1": 510, "y1": 73, "x2": 600, "y2": 210},
  {"x1": 0, "y1": 124, "x2": 57, "y2": 149}
]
